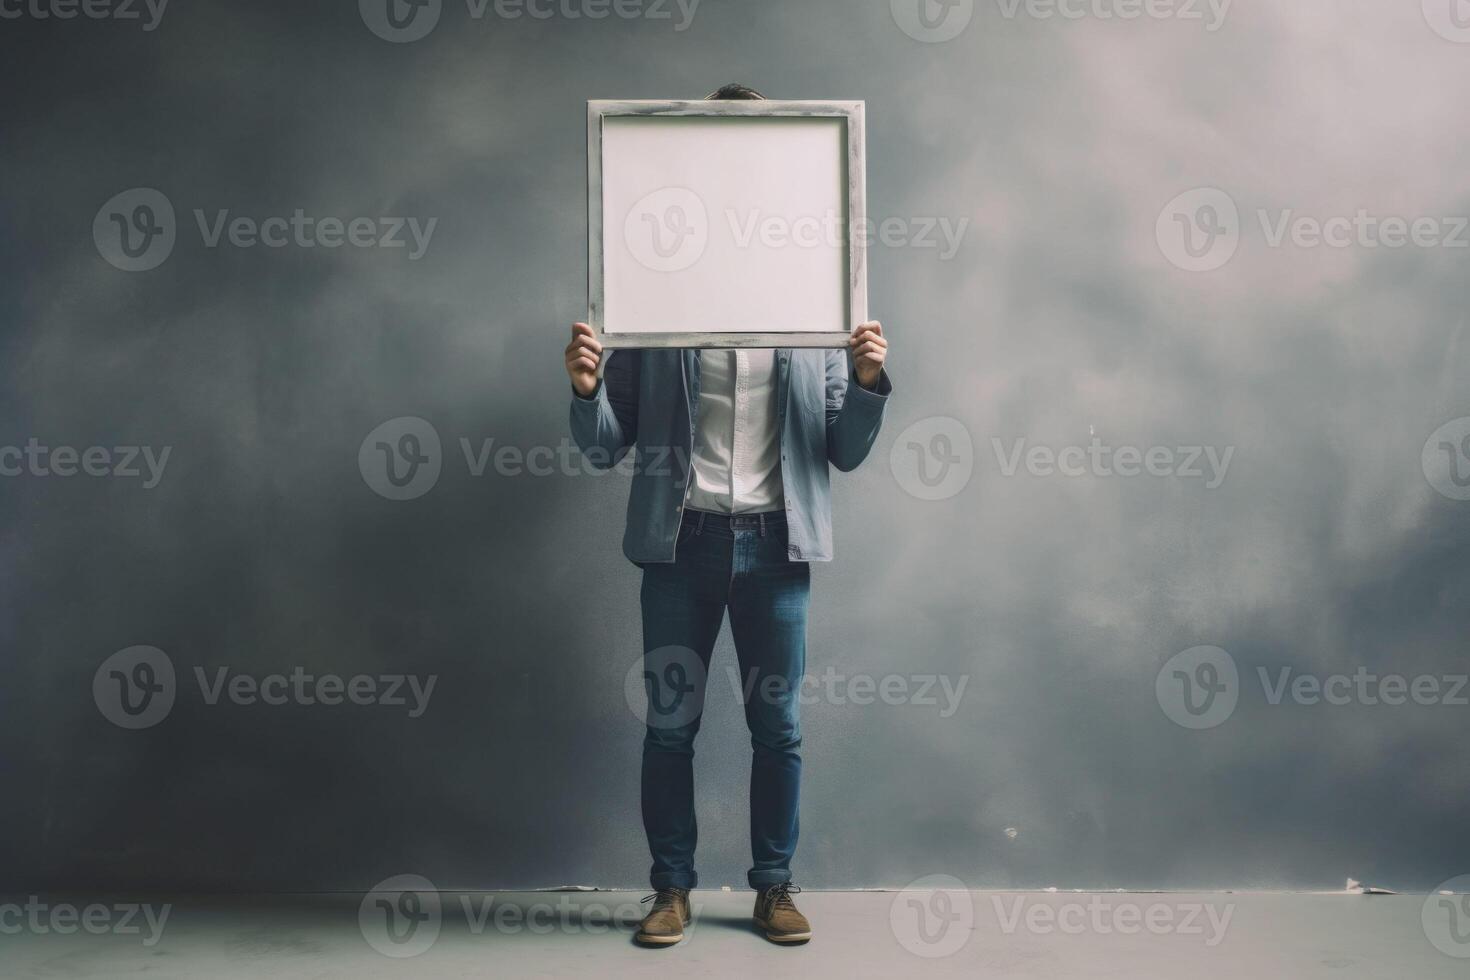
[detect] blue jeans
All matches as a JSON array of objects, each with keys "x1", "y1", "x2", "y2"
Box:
[{"x1": 640, "y1": 509, "x2": 811, "y2": 891}]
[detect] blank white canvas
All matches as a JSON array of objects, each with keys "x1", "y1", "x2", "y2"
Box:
[{"x1": 601, "y1": 115, "x2": 849, "y2": 336}]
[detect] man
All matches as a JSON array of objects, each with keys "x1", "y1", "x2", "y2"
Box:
[{"x1": 566, "y1": 83, "x2": 893, "y2": 947}]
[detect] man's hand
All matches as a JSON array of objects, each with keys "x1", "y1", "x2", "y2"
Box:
[
  {"x1": 849, "y1": 321, "x2": 888, "y2": 390},
  {"x1": 566, "y1": 322, "x2": 603, "y2": 398}
]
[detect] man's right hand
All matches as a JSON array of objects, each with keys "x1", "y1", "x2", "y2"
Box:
[{"x1": 565, "y1": 322, "x2": 603, "y2": 398}]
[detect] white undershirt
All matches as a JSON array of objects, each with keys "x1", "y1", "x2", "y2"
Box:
[{"x1": 685, "y1": 349, "x2": 784, "y2": 514}]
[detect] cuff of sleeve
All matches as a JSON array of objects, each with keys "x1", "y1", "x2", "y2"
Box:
[
  {"x1": 849, "y1": 369, "x2": 894, "y2": 405},
  {"x1": 571, "y1": 381, "x2": 604, "y2": 404}
]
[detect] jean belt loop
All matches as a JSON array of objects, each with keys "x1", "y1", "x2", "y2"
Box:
[
  {"x1": 758, "y1": 512, "x2": 767, "y2": 538},
  {"x1": 696, "y1": 511, "x2": 706, "y2": 536}
]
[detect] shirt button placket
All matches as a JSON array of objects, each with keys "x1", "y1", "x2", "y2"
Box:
[{"x1": 732, "y1": 350, "x2": 747, "y2": 510}]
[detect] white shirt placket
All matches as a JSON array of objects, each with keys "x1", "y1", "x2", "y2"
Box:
[{"x1": 730, "y1": 350, "x2": 749, "y2": 507}]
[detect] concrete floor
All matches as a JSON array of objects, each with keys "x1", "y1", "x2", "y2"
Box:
[{"x1": 1, "y1": 890, "x2": 1464, "y2": 978}]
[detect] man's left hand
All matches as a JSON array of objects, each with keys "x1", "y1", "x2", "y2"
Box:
[{"x1": 850, "y1": 320, "x2": 888, "y2": 391}]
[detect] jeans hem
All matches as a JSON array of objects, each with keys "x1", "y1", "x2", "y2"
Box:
[
  {"x1": 651, "y1": 872, "x2": 698, "y2": 891},
  {"x1": 747, "y1": 870, "x2": 793, "y2": 890}
]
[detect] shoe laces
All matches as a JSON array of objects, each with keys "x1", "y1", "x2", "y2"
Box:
[
  {"x1": 642, "y1": 889, "x2": 686, "y2": 912},
  {"x1": 765, "y1": 882, "x2": 801, "y2": 910}
]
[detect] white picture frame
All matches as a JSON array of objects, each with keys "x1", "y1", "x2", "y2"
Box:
[{"x1": 587, "y1": 99, "x2": 868, "y2": 349}]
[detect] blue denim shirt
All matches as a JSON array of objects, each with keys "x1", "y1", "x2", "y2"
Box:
[{"x1": 570, "y1": 349, "x2": 893, "y2": 563}]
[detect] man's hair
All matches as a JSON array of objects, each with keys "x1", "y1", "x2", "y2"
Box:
[{"x1": 705, "y1": 83, "x2": 766, "y2": 101}]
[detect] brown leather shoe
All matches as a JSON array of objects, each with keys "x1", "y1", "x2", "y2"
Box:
[
  {"x1": 753, "y1": 883, "x2": 811, "y2": 944},
  {"x1": 635, "y1": 888, "x2": 691, "y2": 947}
]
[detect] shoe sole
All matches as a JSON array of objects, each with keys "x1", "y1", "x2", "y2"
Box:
[
  {"x1": 756, "y1": 920, "x2": 812, "y2": 944},
  {"x1": 634, "y1": 932, "x2": 684, "y2": 947}
]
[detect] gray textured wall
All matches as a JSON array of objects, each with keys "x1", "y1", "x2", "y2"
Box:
[{"x1": 2, "y1": 0, "x2": 1468, "y2": 894}]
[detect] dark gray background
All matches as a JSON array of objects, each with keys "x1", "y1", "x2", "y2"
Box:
[{"x1": 2, "y1": 0, "x2": 1467, "y2": 893}]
